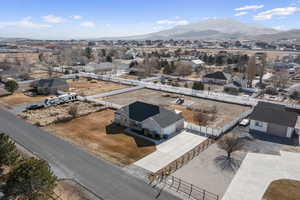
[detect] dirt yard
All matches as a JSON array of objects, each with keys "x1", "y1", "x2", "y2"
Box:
[
  {"x1": 0, "y1": 92, "x2": 49, "y2": 108},
  {"x1": 104, "y1": 89, "x2": 250, "y2": 128},
  {"x1": 19, "y1": 101, "x2": 104, "y2": 126},
  {"x1": 67, "y1": 78, "x2": 131, "y2": 96},
  {"x1": 30, "y1": 69, "x2": 62, "y2": 79},
  {"x1": 262, "y1": 179, "x2": 300, "y2": 200},
  {"x1": 102, "y1": 89, "x2": 181, "y2": 106},
  {"x1": 119, "y1": 74, "x2": 140, "y2": 80},
  {"x1": 44, "y1": 109, "x2": 156, "y2": 166},
  {"x1": 55, "y1": 180, "x2": 98, "y2": 200}
]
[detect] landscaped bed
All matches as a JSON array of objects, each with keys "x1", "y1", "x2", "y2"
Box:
[{"x1": 43, "y1": 109, "x2": 156, "y2": 166}]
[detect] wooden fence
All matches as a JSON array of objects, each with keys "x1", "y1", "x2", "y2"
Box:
[
  {"x1": 151, "y1": 138, "x2": 214, "y2": 177},
  {"x1": 150, "y1": 175, "x2": 219, "y2": 200}
]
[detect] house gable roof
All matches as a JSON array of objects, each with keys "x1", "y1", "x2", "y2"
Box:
[
  {"x1": 204, "y1": 71, "x2": 231, "y2": 80},
  {"x1": 121, "y1": 101, "x2": 183, "y2": 128},
  {"x1": 250, "y1": 102, "x2": 299, "y2": 127},
  {"x1": 36, "y1": 78, "x2": 67, "y2": 89}
]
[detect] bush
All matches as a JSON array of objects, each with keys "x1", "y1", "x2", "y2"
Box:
[
  {"x1": 0, "y1": 133, "x2": 20, "y2": 167},
  {"x1": 265, "y1": 87, "x2": 278, "y2": 95},
  {"x1": 5, "y1": 80, "x2": 18, "y2": 94},
  {"x1": 290, "y1": 91, "x2": 300, "y2": 100},
  {"x1": 192, "y1": 82, "x2": 204, "y2": 90}
]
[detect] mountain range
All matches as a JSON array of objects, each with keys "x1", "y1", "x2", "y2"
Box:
[{"x1": 97, "y1": 18, "x2": 300, "y2": 41}]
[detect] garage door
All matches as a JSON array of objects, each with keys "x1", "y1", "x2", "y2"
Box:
[{"x1": 267, "y1": 123, "x2": 287, "y2": 137}]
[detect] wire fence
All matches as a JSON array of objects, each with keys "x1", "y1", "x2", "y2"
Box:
[{"x1": 149, "y1": 174, "x2": 219, "y2": 200}]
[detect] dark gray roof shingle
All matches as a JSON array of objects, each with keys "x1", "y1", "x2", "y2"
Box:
[{"x1": 250, "y1": 102, "x2": 299, "y2": 127}]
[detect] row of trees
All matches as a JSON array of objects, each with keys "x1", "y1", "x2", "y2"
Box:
[{"x1": 0, "y1": 133, "x2": 57, "y2": 200}]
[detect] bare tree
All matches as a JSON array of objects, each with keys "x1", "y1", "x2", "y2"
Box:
[
  {"x1": 215, "y1": 133, "x2": 245, "y2": 171},
  {"x1": 68, "y1": 104, "x2": 78, "y2": 119},
  {"x1": 47, "y1": 66, "x2": 53, "y2": 78},
  {"x1": 246, "y1": 56, "x2": 257, "y2": 88},
  {"x1": 193, "y1": 111, "x2": 209, "y2": 126},
  {"x1": 174, "y1": 62, "x2": 192, "y2": 76},
  {"x1": 270, "y1": 70, "x2": 289, "y2": 89},
  {"x1": 257, "y1": 53, "x2": 267, "y2": 86}
]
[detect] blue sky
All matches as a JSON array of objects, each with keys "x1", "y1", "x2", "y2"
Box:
[{"x1": 1, "y1": 0, "x2": 300, "y2": 39}]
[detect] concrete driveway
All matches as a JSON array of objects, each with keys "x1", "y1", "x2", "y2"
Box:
[
  {"x1": 222, "y1": 151, "x2": 300, "y2": 200},
  {"x1": 135, "y1": 130, "x2": 207, "y2": 173}
]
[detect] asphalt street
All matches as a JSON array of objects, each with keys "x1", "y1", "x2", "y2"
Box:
[{"x1": 0, "y1": 108, "x2": 180, "y2": 200}]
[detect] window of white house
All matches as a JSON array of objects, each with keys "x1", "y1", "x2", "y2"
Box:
[{"x1": 255, "y1": 121, "x2": 263, "y2": 127}]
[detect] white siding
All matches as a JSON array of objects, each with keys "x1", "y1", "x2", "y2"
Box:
[
  {"x1": 142, "y1": 118, "x2": 161, "y2": 135},
  {"x1": 250, "y1": 120, "x2": 268, "y2": 133},
  {"x1": 287, "y1": 127, "x2": 294, "y2": 138}
]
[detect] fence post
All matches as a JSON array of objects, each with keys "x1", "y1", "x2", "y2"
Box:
[
  {"x1": 189, "y1": 184, "x2": 193, "y2": 198},
  {"x1": 203, "y1": 190, "x2": 206, "y2": 200},
  {"x1": 177, "y1": 179, "x2": 181, "y2": 192}
]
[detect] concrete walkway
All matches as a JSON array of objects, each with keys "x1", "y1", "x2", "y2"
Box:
[
  {"x1": 135, "y1": 130, "x2": 207, "y2": 173},
  {"x1": 222, "y1": 151, "x2": 300, "y2": 200}
]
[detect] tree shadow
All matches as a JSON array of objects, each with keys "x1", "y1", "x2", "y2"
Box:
[{"x1": 214, "y1": 155, "x2": 242, "y2": 172}]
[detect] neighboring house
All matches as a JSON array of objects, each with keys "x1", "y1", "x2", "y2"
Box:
[
  {"x1": 249, "y1": 102, "x2": 300, "y2": 138},
  {"x1": 32, "y1": 78, "x2": 69, "y2": 95},
  {"x1": 114, "y1": 101, "x2": 184, "y2": 138},
  {"x1": 191, "y1": 59, "x2": 205, "y2": 69},
  {"x1": 203, "y1": 71, "x2": 232, "y2": 85}
]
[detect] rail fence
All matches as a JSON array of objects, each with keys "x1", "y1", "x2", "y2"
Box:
[
  {"x1": 149, "y1": 175, "x2": 219, "y2": 200},
  {"x1": 152, "y1": 138, "x2": 214, "y2": 177}
]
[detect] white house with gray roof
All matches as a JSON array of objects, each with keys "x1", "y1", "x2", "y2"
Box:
[{"x1": 114, "y1": 101, "x2": 184, "y2": 139}]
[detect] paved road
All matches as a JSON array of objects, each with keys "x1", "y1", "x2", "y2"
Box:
[{"x1": 0, "y1": 108, "x2": 180, "y2": 200}]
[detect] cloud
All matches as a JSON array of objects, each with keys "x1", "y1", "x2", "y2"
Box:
[
  {"x1": 156, "y1": 19, "x2": 189, "y2": 26},
  {"x1": 234, "y1": 12, "x2": 248, "y2": 16},
  {"x1": 80, "y1": 21, "x2": 95, "y2": 27},
  {"x1": 254, "y1": 7, "x2": 300, "y2": 20},
  {"x1": 0, "y1": 17, "x2": 51, "y2": 29},
  {"x1": 235, "y1": 5, "x2": 264, "y2": 11},
  {"x1": 42, "y1": 15, "x2": 65, "y2": 23},
  {"x1": 71, "y1": 15, "x2": 82, "y2": 20}
]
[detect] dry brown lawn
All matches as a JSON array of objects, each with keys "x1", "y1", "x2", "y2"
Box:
[
  {"x1": 0, "y1": 92, "x2": 49, "y2": 108},
  {"x1": 262, "y1": 179, "x2": 300, "y2": 200},
  {"x1": 119, "y1": 74, "x2": 139, "y2": 80},
  {"x1": 67, "y1": 78, "x2": 131, "y2": 96},
  {"x1": 30, "y1": 69, "x2": 62, "y2": 79},
  {"x1": 55, "y1": 180, "x2": 89, "y2": 200},
  {"x1": 44, "y1": 109, "x2": 156, "y2": 166}
]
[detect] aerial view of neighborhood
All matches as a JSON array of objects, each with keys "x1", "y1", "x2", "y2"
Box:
[{"x1": 2, "y1": 0, "x2": 300, "y2": 200}]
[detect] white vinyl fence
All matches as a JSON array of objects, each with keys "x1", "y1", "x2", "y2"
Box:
[{"x1": 185, "y1": 109, "x2": 254, "y2": 138}]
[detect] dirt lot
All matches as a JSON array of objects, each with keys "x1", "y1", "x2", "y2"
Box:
[
  {"x1": 67, "y1": 78, "x2": 131, "y2": 96},
  {"x1": 30, "y1": 69, "x2": 62, "y2": 79},
  {"x1": 119, "y1": 74, "x2": 140, "y2": 80},
  {"x1": 0, "y1": 92, "x2": 49, "y2": 108},
  {"x1": 20, "y1": 101, "x2": 104, "y2": 126},
  {"x1": 102, "y1": 89, "x2": 179, "y2": 106},
  {"x1": 103, "y1": 89, "x2": 250, "y2": 128},
  {"x1": 44, "y1": 109, "x2": 156, "y2": 166},
  {"x1": 55, "y1": 180, "x2": 98, "y2": 200}
]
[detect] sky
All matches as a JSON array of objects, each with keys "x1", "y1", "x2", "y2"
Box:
[{"x1": 1, "y1": 0, "x2": 300, "y2": 39}]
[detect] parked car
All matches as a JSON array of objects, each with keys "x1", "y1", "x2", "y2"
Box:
[
  {"x1": 27, "y1": 104, "x2": 44, "y2": 110},
  {"x1": 239, "y1": 118, "x2": 250, "y2": 126}
]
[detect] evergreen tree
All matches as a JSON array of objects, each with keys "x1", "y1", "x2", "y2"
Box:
[
  {"x1": 4, "y1": 158, "x2": 57, "y2": 200},
  {"x1": 5, "y1": 80, "x2": 18, "y2": 94},
  {"x1": 0, "y1": 133, "x2": 20, "y2": 167}
]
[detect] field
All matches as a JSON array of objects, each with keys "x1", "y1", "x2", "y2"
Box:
[
  {"x1": 103, "y1": 89, "x2": 250, "y2": 128},
  {"x1": 67, "y1": 78, "x2": 131, "y2": 96},
  {"x1": 0, "y1": 92, "x2": 49, "y2": 108},
  {"x1": 44, "y1": 109, "x2": 156, "y2": 166},
  {"x1": 29, "y1": 69, "x2": 62, "y2": 79}
]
